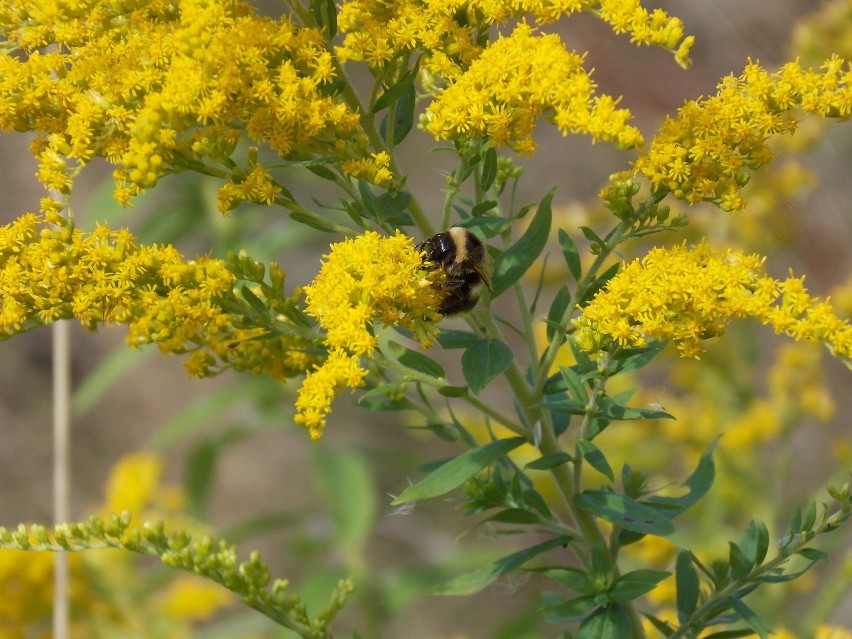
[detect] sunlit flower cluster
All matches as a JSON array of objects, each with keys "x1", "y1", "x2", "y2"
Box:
[
  {"x1": 635, "y1": 57, "x2": 852, "y2": 211},
  {"x1": 574, "y1": 243, "x2": 852, "y2": 359},
  {"x1": 425, "y1": 23, "x2": 644, "y2": 154},
  {"x1": 0, "y1": 0, "x2": 366, "y2": 211},
  {"x1": 336, "y1": 0, "x2": 692, "y2": 75},
  {"x1": 296, "y1": 231, "x2": 441, "y2": 439},
  {"x1": 0, "y1": 213, "x2": 314, "y2": 380}
]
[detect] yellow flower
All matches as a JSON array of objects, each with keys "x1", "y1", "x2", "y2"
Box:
[
  {"x1": 0, "y1": 0, "x2": 364, "y2": 209},
  {"x1": 0, "y1": 214, "x2": 315, "y2": 381},
  {"x1": 157, "y1": 575, "x2": 232, "y2": 620},
  {"x1": 297, "y1": 230, "x2": 441, "y2": 438},
  {"x1": 337, "y1": 0, "x2": 692, "y2": 75},
  {"x1": 425, "y1": 23, "x2": 643, "y2": 154},
  {"x1": 635, "y1": 57, "x2": 852, "y2": 211},
  {"x1": 103, "y1": 453, "x2": 165, "y2": 516},
  {"x1": 815, "y1": 626, "x2": 852, "y2": 639},
  {"x1": 574, "y1": 242, "x2": 852, "y2": 361}
]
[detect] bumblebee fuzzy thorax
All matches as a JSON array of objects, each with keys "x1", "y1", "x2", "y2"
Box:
[{"x1": 418, "y1": 227, "x2": 493, "y2": 316}]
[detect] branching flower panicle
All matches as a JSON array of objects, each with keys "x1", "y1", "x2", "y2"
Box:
[
  {"x1": 0, "y1": 0, "x2": 366, "y2": 210},
  {"x1": 297, "y1": 231, "x2": 440, "y2": 439},
  {"x1": 0, "y1": 214, "x2": 314, "y2": 380},
  {"x1": 574, "y1": 242, "x2": 852, "y2": 359},
  {"x1": 635, "y1": 57, "x2": 852, "y2": 211},
  {"x1": 336, "y1": 0, "x2": 692, "y2": 75},
  {"x1": 425, "y1": 23, "x2": 644, "y2": 154}
]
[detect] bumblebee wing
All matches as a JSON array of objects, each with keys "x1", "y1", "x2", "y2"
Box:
[{"x1": 475, "y1": 260, "x2": 495, "y2": 294}]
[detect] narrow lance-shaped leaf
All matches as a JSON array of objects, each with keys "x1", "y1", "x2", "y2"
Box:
[
  {"x1": 393, "y1": 437, "x2": 526, "y2": 504},
  {"x1": 492, "y1": 188, "x2": 554, "y2": 296},
  {"x1": 675, "y1": 550, "x2": 699, "y2": 622},
  {"x1": 431, "y1": 535, "x2": 571, "y2": 596}
]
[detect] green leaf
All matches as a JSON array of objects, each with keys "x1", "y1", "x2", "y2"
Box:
[
  {"x1": 492, "y1": 188, "x2": 554, "y2": 296},
  {"x1": 577, "y1": 440, "x2": 614, "y2": 482},
  {"x1": 436, "y1": 329, "x2": 479, "y2": 349},
  {"x1": 313, "y1": 447, "x2": 377, "y2": 559},
  {"x1": 727, "y1": 596, "x2": 768, "y2": 639},
  {"x1": 186, "y1": 441, "x2": 218, "y2": 519},
  {"x1": 729, "y1": 542, "x2": 750, "y2": 580},
  {"x1": 358, "y1": 180, "x2": 376, "y2": 214},
  {"x1": 538, "y1": 567, "x2": 597, "y2": 594},
  {"x1": 373, "y1": 190, "x2": 413, "y2": 223},
  {"x1": 558, "y1": 228, "x2": 582, "y2": 282},
  {"x1": 525, "y1": 452, "x2": 572, "y2": 470},
  {"x1": 462, "y1": 216, "x2": 515, "y2": 237},
  {"x1": 798, "y1": 547, "x2": 828, "y2": 562},
  {"x1": 609, "y1": 570, "x2": 670, "y2": 603},
  {"x1": 610, "y1": 341, "x2": 667, "y2": 374},
  {"x1": 431, "y1": 535, "x2": 570, "y2": 595},
  {"x1": 575, "y1": 491, "x2": 675, "y2": 536},
  {"x1": 739, "y1": 517, "x2": 769, "y2": 569},
  {"x1": 642, "y1": 613, "x2": 675, "y2": 637},
  {"x1": 481, "y1": 147, "x2": 498, "y2": 192},
  {"x1": 541, "y1": 595, "x2": 599, "y2": 620},
  {"x1": 675, "y1": 551, "x2": 699, "y2": 620},
  {"x1": 311, "y1": 0, "x2": 337, "y2": 37},
  {"x1": 577, "y1": 604, "x2": 631, "y2": 639},
  {"x1": 547, "y1": 285, "x2": 572, "y2": 342},
  {"x1": 481, "y1": 508, "x2": 541, "y2": 525},
  {"x1": 757, "y1": 547, "x2": 825, "y2": 583},
  {"x1": 701, "y1": 630, "x2": 759, "y2": 639},
  {"x1": 801, "y1": 500, "x2": 818, "y2": 532},
  {"x1": 471, "y1": 199, "x2": 498, "y2": 217},
  {"x1": 240, "y1": 284, "x2": 268, "y2": 315},
  {"x1": 560, "y1": 366, "x2": 589, "y2": 402},
  {"x1": 383, "y1": 339, "x2": 446, "y2": 380},
  {"x1": 579, "y1": 226, "x2": 605, "y2": 249},
  {"x1": 462, "y1": 339, "x2": 513, "y2": 394},
  {"x1": 393, "y1": 437, "x2": 526, "y2": 504},
  {"x1": 647, "y1": 439, "x2": 717, "y2": 514},
  {"x1": 289, "y1": 209, "x2": 354, "y2": 234},
  {"x1": 597, "y1": 396, "x2": 673, "y2": 421},
  {"x1": 372, "y1": 72, "x2": 415, "y2": 113},
  {"x1": 380, "y1": 82, "x2": 415, "y2": 146}
]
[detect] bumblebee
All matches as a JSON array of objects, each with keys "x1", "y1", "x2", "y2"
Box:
[{"x1": 418, "y1": 227, "x2": 494, "y2": 315}]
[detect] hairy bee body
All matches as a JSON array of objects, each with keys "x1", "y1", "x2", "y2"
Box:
[{"x1": 418, "y1": 227, "x2": 494, "y2": 315}]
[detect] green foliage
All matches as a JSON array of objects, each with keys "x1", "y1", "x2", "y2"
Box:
[
  {"x1": 0, "y1": 0, "x2": 851, "y2": 638},
  {"x1": 0, "y1": 514, "x2": 354, "y2": 639}
]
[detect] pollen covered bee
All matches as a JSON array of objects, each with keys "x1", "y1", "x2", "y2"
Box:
[{"x1": 418, "y1": 227, "x2": 494, "y2": 315}]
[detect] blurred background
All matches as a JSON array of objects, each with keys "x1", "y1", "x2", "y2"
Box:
[{"x1": 0, "y1": 0, "x2": 850, "y2": 637}]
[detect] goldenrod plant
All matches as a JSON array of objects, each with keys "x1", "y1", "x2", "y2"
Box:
[{"x1": 0, "y1": 0, "x2": 851, "y2": 637}]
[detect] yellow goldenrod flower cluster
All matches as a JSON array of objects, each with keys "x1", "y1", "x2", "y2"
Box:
[
  {"x1": 296, "y1": 231, "x2": 441, "y2": 439},
  {"x1": 635, "y1": 57, "x2": 852, "y2": 211},
  {"x1": 0, "y1": 213, "x2": 314, "y2": 380},
  {"x1": 425, "y1": 23, "x2": 644, "y2": 154},
  {"x1": 574, "y1": 243, "x2": 852, "y2": 359},
  {"x1": 337, "y1": 0, "x2": 692, "y2": 75},
  {"x1": 0, "y1": 0, "x2": 365, "y2": 211}
]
